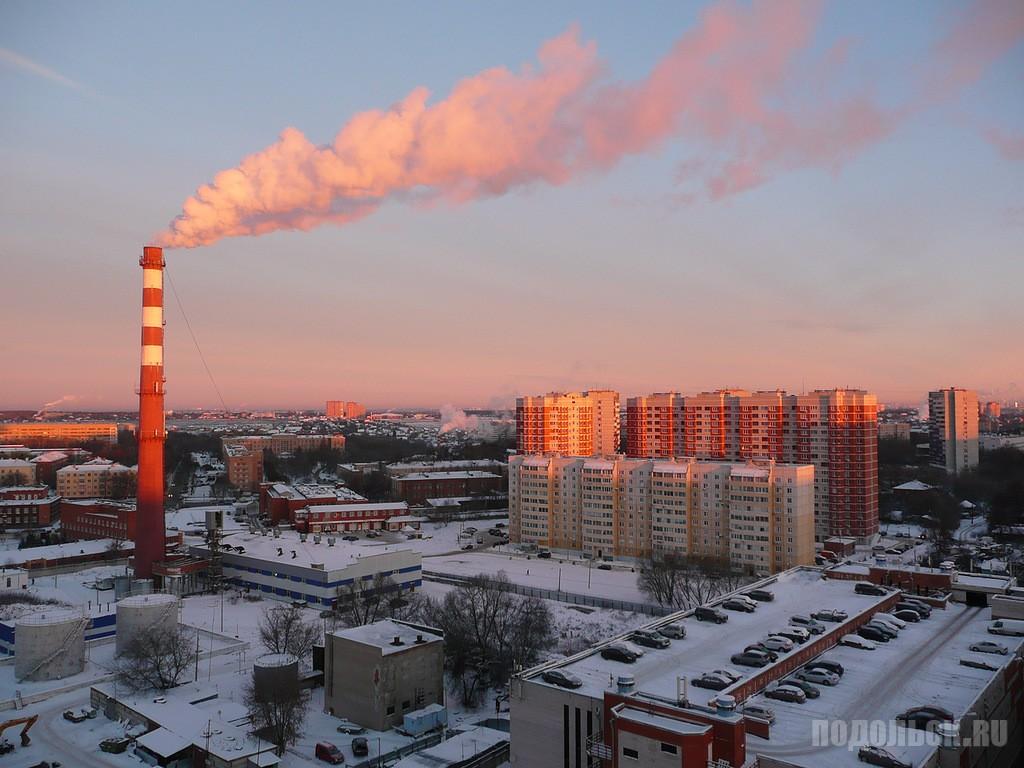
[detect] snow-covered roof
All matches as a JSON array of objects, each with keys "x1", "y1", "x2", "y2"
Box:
[
  {"x1": 394, "y1": 725, "x2": 507, "y2": 768},
  {"x1": 893, "y1": 480, "x2": 933, "y2": 491},
  {"x1": 331, "y1": 619, "x2": 442, "y2": 655},
  {"x1": 0, "y1": 538, "x2": 132, "y2": 567},
  {"x1": 614, "y1": 705, "x2": 712, "y2": 736},
  {"x1": 135, "y1": 727, "x2": 192, "y2": 758},
  {"x1": 395, "y1": 471, "x2": 502, "y2": 481}
]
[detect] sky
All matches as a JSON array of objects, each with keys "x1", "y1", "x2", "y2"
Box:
[{"x1": 1, "y1": 0, "x2": 1022, "y2": 411}]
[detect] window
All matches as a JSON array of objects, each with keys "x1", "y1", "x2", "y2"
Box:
[
  {"x1": 402, "y1": 700, "x2": 411, "y2": 711},
  {"x1": 386, "y1": 705, "x2": 395, "y2": 715},
  {"x1": 660, "y1": 743, "x2": 678, "y2": 755},
  {"x1": 623, "y1": 747, "x2": 639, "y2": 760}
]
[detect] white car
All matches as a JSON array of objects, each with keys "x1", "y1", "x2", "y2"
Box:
[
  {"x1": 874, "y1": 613, "x2": 906, "y2": 630},
  {"x1": 733, "y1": 594, "x2": 759, "y2": 610},
  {"x1": 710, "y1": 667, "x2": 743, "y2": 682},
  {"x1": 762, "y1": 635, "x2": 795, "y2": 652},
  {"x1": 840, "y1": 634, "x2": 877, "y2": 650},
  {"x1": 741, "y1": 704, "x2": 775, "y2": 723},
  {"x1": 795, "y1": 668, "x2": 840, "y2": 686},
  {"x1": 969, "y1": 640, "x2": 1008, "y2": 655}
]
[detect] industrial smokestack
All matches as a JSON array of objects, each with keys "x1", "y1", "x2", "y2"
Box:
[{"x1": 135, "y1": 246, "x2": 166, "y2": 579}]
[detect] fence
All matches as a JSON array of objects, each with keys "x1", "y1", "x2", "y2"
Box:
[{"x1": 422, "y1": 570, "x2": 669, "y2": 616}]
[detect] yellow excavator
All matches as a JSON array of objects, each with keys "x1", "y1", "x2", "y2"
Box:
[{"x1": 0, "y1": 714, "x2": 38, "y2": 753}]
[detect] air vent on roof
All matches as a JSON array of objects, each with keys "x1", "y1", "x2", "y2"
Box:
[
  {"x1": 617, "y1": 674, "x2": 635, "y2": 693},
  {"x1": 299, "y1": 533, "x2": 307, "y2": 542},
  {"x1": 313, "y1": 535, "x2": 321, "y2": 544},
  {"x1": 391, "y1": 636, "x2": 404, "y2": 646},
  {"x1": 327, "y1": 537, "x2": 336, "y2": 547},
  {"x1": 415, "y1": 634, "x2": 426, "y2": 644},
  {"x1": 276, "y1": 547, "x2": 283, "y2": 557},
  {"x1": 272, "y1": 529, "x2": 281, "y2": 538},
  {"x1": 291, "y1": 550, "x2": 297, "y2": 559}
]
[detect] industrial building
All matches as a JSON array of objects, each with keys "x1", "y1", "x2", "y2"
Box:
[
  {"x1": 60, "y1": 498, "x2": 137, "y2": 540},
  {"x1": 188, "y1": 529, "x2": 422, "y2": 607},
  {"x1": 391, "y1": 470, "x2": 504, "y2": 505},
  {"x1": 222, "y1": 433, "x2": 346, "y2": 456},
  {"x1": 929, "y1": 387, "x2": 980, "y2": 474},
  {"x1": 511, "y1": 567, "x2": 1024, "y2": 768},
  {"x1": 509, "y1": 455, "x2": 815, "y2": 572},
  {"x1": 0, "y1": 486, "x2": 60, "y2": 529},
  {"x1": 325, "y1": 619, "x2": 444, "y2": 731},
  {"x1": 292, "y1": 501, "x2": 414, "y2": 533},
  {"x1": 386, "y1": 459, "x2": 508, "y2": 478},
  {"x1": 259, "y1": 481, "x2": 367, "y2": 525}
]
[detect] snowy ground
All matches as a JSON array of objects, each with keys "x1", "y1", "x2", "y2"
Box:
[{"x1": 745, "y1": 602, "x2": 1022, "y2": 768}]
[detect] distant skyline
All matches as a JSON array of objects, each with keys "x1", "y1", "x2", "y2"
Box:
[{"x1": 1, "y1": 1, "x2": 1022, "y2": 411}]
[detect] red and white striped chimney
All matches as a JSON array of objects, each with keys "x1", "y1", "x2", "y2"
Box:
[{"x1": 135, "y1": 245, "x2": 166, "y2": 578}]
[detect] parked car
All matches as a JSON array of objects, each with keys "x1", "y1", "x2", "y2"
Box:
[
  {"x1": 631, "y1": 629, "x2": 671, "y2": 649},
  {"x1": 988, "y1": 619, "x2": 1024, "y2": 637},
  {"x1": 961, "y1": 656, "x2": 1000, "y2": 671},
  {"x1": 536, "y1": 550, "x2": 552, "y2": 559},
  {"x1": 855, "y1": 582, "x2": 888, "y2": 596},
  {"x1": 790, "y1": 615, "x2": 826, "y2": 634},
  {"x1": 864, "y1": 621, "x2": 897, "y2": 640},
  {"x1": 597, "y1": 563, "x2": 612, "y2": 571},
  {"x1": 732, "y1": 594, "x2": 759, "y2": 609},
  {"x1": 730, "y1": 652, "x2": 769, "y2": 668},
  {"x1": 351, "y1": 737, "x2": 369, "y2": 757},
  {"x1": 857, "y1": 745, "x2": 912, "y2": 768},
  {"x1": 745, "y1": 643, "x2": 778, "y2": 662},
  {"x1": 695, "y1": 606, "x2": 728, "y2": 624},
  {"x1": 692, "y1": 673, "x2": 732, "y2": 690},
  {"x1": 873, "y1": 613, "x2": 906, "y2": 630},
  {"x1": 812, "y1": 609, "x2": 848, "y2": 622},
  {"x1": 895, "y1": 706, "x2": 954, "y2": 731},
  {"x1": 741, "y1": 704, "x2": 775, "y2": 723},
  {"x1": 761, "y1": 635, "x2": 794, "y2": 652},
  {"x1": 659, "y1": 622, "x2": 686, "y2": 639},
  {"x1": 461, "y1": 544, "x2": 475, "y2": 551},
  {"x1": 316, "y1": 742, "x2": 346, "y2": 764},
  {"x1": 601, "y1": 643, "x2": 639, "y2": 663},
  {"x1": 335, "y1": 720, "x2": 366, "y2": 734},
  {"x1": 782, "y1": 678, "x2": 821, "y2": 699},
  {"x1": 970, "y1": 640, "x2": 1009, "y2": 655},
  {"x1": 464, "y1": 527, "x2": 477, "y2": 533},
  {"x1": 776, "y1": 626, "x2": 810, "y2": 644},
  {"x1": 805, "y1": 660, "x2": 844, "y2": 677},
  {"x1": 723, "y1": 598, "x2": 756, "y2": 613},
  {"x1": 99, "y1": 737, "x2": 131, "y2": 754},
  {"x1": 62, "y1": 709, "x2": 88, "y2": 723},
  {"x1": 342, "y1": 535, "x2": 358, "y2": 542},
  {"x1": 893, "y1": 609, "x2": 921, "y2": 623},
  {"x1": 795, "y1": 668, "x2": 839, "y2": 686},
  {"x1": 746, "y1": 589, "x2": 775, "y2": 602},
  {"x1": 897, "y1": 600, "x2": 931, "y2": 618},
  {"x1": 542, "y1": 669, "x2": 584, "y2": 688},
  {"x1": 709, "y1": 667, "x2": 743, "y2": 682},
  {"x1": 764, "y1": 684, "x2": 806, "y2": 703},
  {"x1": 365, "y1": 531, "x2": 378, "y2": 538},
  {"x1": 857, "y1": 625, "x2": 890, "y2": 643},
  {"x1": 840, "y1": 634, "x2": 877, "y2": 650}
]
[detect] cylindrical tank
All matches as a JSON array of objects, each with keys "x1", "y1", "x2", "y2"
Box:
[
  {"x1": 253, "y1": 653, "x2": 299, "y2": 701},
  {"x1": 116, "y1": 593, "x2": 179, "y2": 653},
  {"x1": 14, "y1": 609, "x2": 86, "y2": 681}
]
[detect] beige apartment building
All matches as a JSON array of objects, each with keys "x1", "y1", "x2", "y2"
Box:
[
  {"x1": 508, "y1": 454, "x2": 815, "y2": 574},
  {"x1": 516, "y1": 390, "x2": 620, "y2": 456},
  {"x1": 324, "y1": 619, "x2": 444, "y2": 731},
  {"x1": 929, "y1": 388, "x2": 980, "y2": 474},
  {"x1": 0, "y1": 422, "x2": 118, "y2": 446},
  {"x1": 55, "y1": 458, "x2": 135, "y2": 498},
  {"x1": 0, "y1": 459, "x2": 37, "y2": 486}
]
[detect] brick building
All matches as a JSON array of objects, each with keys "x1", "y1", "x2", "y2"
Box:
[
  {"x1": 29, "y1": 450, "x2": 72, "y2": 485},
  {"x1": 0, "y1": 422, "x2": 118, "y2": 447},
  {"x1": 223, "y1": 443, "x2": 263, "y2": 491},
  {"x1": 391, "y1": 471, "x2": 504, "y2": 505},
  {"x1": 516, "y1": 390, "x2": 621, "y2": 456},
  {"x1": 60, "y1": 499, "x2": 137, "y2": 541},
  {"x1": 259, "y1": 482, "x2": 367, "y2": 525},
  {"x1": 0, "y1": 486, "x2": 60, "y2": 529}
]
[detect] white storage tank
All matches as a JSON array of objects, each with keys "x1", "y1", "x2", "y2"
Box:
[
  {"x1": 253, "y1": 653, "x2": 299, "y2": 701},
  {"x1": 14, "y1": 609, "x2": 86, "y2": 681},
  {"x1": 116, "y1": 593, "x2": 179, "y2": 653}
]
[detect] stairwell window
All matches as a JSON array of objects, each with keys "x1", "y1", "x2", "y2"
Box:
[{"x1": 622, "y1": 747, "x2": 639, "y2": 760}]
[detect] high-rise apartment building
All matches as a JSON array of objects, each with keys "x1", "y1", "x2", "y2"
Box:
[
  {"x1": 515, "y1": 390, "x2": 620, "y2": 456},
  {"x1": 625, "y1": 392, "x2": 684, "y2": 458},
  {"x1": 623, "y1": 388, "x2": 878, "y2": 540},
  {"x1": 326, "y1": 400, "x2": 366, "y2": 419},
  {"x1": 508, "y1": 455, "x2": 815, "y2": 574},
  {"x1": 929, "y1": 388, "x2": 980, "y2": 474}
]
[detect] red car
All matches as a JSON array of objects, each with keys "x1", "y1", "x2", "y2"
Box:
[{"x1": 316, "y1": 741, "x2": 345, "y2": 764}]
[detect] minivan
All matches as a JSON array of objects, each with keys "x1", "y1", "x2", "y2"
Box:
[
  {"x1": 989, "y1": 619, "x2": 1024, "y2": 637},
  {"x1": 316, "y1": 742, "x2": 345, "y2": 764},
  {"x1": 696, "y1": 606, "x2": 729, "y2": 624}
]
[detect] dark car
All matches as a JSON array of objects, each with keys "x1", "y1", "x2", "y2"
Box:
[
  {"x1": 775, "y1": 628, "x2": 809, "y2": 644},
  {"x1": 898, "y1": 600, "x2": 931, "y2": 617},
  {"x1": 782, "y1": 678, "x2": 821, "y2": 699},
  {"x1": 723, "y1": 598, "x2": 756, "y2": 613},
  {"x1": 597, "y1": 563, "x2": 612, "y2": 570},
  {"x1": 806, "y1": 660, "x2": 844, "y2": 677},
  {"x1": 857, "y1": 745, "x2": 912, "y2": 768},
  {"x1": 631, "y1": 629, "x2": 670, "y2": 649},
  {"x1": 745, "y1": 643, "x2": 779, "y2": 662},
  {"x1": 695, "y1": 606, "x2": 728, "y2": 624},
  {"x1": 812, "y1": 609, "x2": 848, "y2": 622},
  {"x1": 692, "y1": 674, "x2": 731, "y2": 691},
  {"x1": 864, "y1": 621, "x2": 898, "y2": 640},
  {"x1": 857, "y1": 625, "x2": 890, "y2": 643},
  {"x1": 895, "y1": 706, "x2": 954, "y2": 731},
  {"x1": 351, "y1": 737, "x2": 369, "y2": 757},
  {"x1": 536, "y1": 550, "x2": 552, "y2": 559},
  {"x1": 730, "y1": 652, "x2": 769, "y2": 668},
  {"x1": 893, "y1": 609, "x2": 921, "y2": 623},
  {"x1": 855, "y1": 582, "x2": 888, "y2": 596},
  {"x1": 342, "y1": 535, "x2": 358, "y2": 542},
  {"x1": 542, "y1": 668, "x2": 584, "y2": 688},
  {"x1": 99, "y1": 737, "x2": 131, "y2": 754},
  {"x1": 746, "y1": 589, "x2": 775, "y2": 602},
  {"x1": 601, "y1": 643, "x2": 639, "y2": 663},
  {"x1": 316, "y1": 742, "x2": 346, "y2": 764},
  {"x1": 764, "y1": 685, "x2": 806, "y2": 703}
]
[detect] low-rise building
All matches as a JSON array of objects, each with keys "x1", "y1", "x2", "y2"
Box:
[
  {"x1": 325, "y1": 619, "x2": 444, "y2": 731},
  {"x1": 877, "y1": 422, "x2": 911, "y2": 441},
  {"x1": 29, "y1": 450, "x2": 71, "y2": 485},
  {"x1": 0, "y1": 486, "x2": 60, "y2": 529},
  {"x1": 391, "y1": 471, "x2": 504, "y2": 505},
  {"x1": 259, "y1": 482, "x2": 367, "y2": 525},
  {"x1": 60, "y1": 498, "x2": 136, "y2": 541},
  {"x1": 0, "y1": 458, "x2": 37, "y2": 486},
  {"x1": 0, "y1": 422, "x2": 118, "y2": 447},
  {"x1": 55, "y1": 458, "x2": 135, "y2": 498},
  {"x1": 223, "y1": 443, "x2": 263, "y2": 491},
  {"x1": 293, "y1": 501, "x2": 411, "y2": 533},
  {"x1": 223, "y1": 433, "x2": 346, "y2": 456}
]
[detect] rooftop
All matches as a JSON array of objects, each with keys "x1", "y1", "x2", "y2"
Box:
[
  {"x1": 331, "y1": 619, "x2": 442, "y2": 655},
  {"x1": 395, "y1": 471, "x2": 502, "y2": 481}
]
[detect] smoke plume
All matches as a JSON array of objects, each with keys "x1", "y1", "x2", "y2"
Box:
[
  {"x1": 439, "y1": 404, "x2": 481, "y2": 435},
  {"x1": 158, "y1": 0, "x2": 1023, "y2": 249},
  {"x1": 34, "y1": 395, "x2": 79, "y2": 419}
]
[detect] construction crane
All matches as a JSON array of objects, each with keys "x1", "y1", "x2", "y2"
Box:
[{"x1": 0, "y1": 714, "x2": 38, "y2": 748}]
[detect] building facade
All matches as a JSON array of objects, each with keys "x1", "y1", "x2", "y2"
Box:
[
  {"x1": 618, "y1": 388, "x2": 878, "y2": 540},
  {"x1": 391, "y1": 471, "x2": 504, "y2": 505},
  {"x1": 324, "y1": 619, "x2": 444, "y2": 731},
  {"x1": 0, "y1": 422, "x2": 118, "y2": 447},
  {"x1": 55, "y1": 458, "x2": 135, "y2": 499},
  {"x1": 508, "y1": 455, "x2": 815, "y2": 573},
  {"x1": 326, "y1": 400, "x2": 366, "y2": 419},
  {"x1": 223, "y1": 433, "x2": 346, "y2": 455},
  {"x1": 259, "y1": 482, "x2": 368, "y2": 525},
  {"x1": 516, "y1": 390, "x2": 620, "y2": 456},
  {"x1": 223, "y1": 443, "x2": 263, "y2": 491},
  {"x1": 60, "y1": 499, "x2": 137, "y2": 541},
  {"x1": 929, "y1": 388, "x2": 980, "y2": 474},
  {"x1": 0, "y1": 486, "x2": 60, "y2": 529},
  {"x1": 0, "y1": 459, "x2": 37, "y2": 486}
]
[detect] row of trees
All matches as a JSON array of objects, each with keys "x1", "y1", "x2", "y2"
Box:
[{"x1": 638, "y1": 554, "x2": 753, "y2": 611}]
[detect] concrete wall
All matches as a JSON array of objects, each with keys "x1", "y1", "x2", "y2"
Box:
[{"x1": 509, "y1": 679, "x2": 604, "y2": 768}]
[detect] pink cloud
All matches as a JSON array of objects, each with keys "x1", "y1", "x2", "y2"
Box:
[
  {"x1": 984, "y1": 126, "x2": 1024, "y2": 161},
  {"x1": 158, "y1": 0, "x2": 1023, "y2": 249}
]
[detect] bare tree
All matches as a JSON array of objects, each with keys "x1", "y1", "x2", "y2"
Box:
[
  {"x1": 334, "y1": 574, "x2": 423, "y2": 628},
  {"x1": 638, "y1": 552, "x2": 688, "y2": 609},
  {"x1": 638, "y1": 554, "x2": 752, "y2": 611},
  {"x1": 116, "y1": 624, "x2": 197, "y2": 692},
  {"x1": 258, "y1": 604, "x2": 320, "y2": 662},
  {"x1": 105, "y1": 537, "x2": 127, "y2": 562},
  {"x1": 421, "y1": 573, "x2": 554, "y2": 706},
  {"x1": 243, "y1": 680, "x2": 308, "y2": 755}
]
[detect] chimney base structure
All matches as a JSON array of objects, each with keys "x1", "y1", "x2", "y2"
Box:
[{"x1": 135, "y1": 246, "x2": 166, "y2": 578}]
